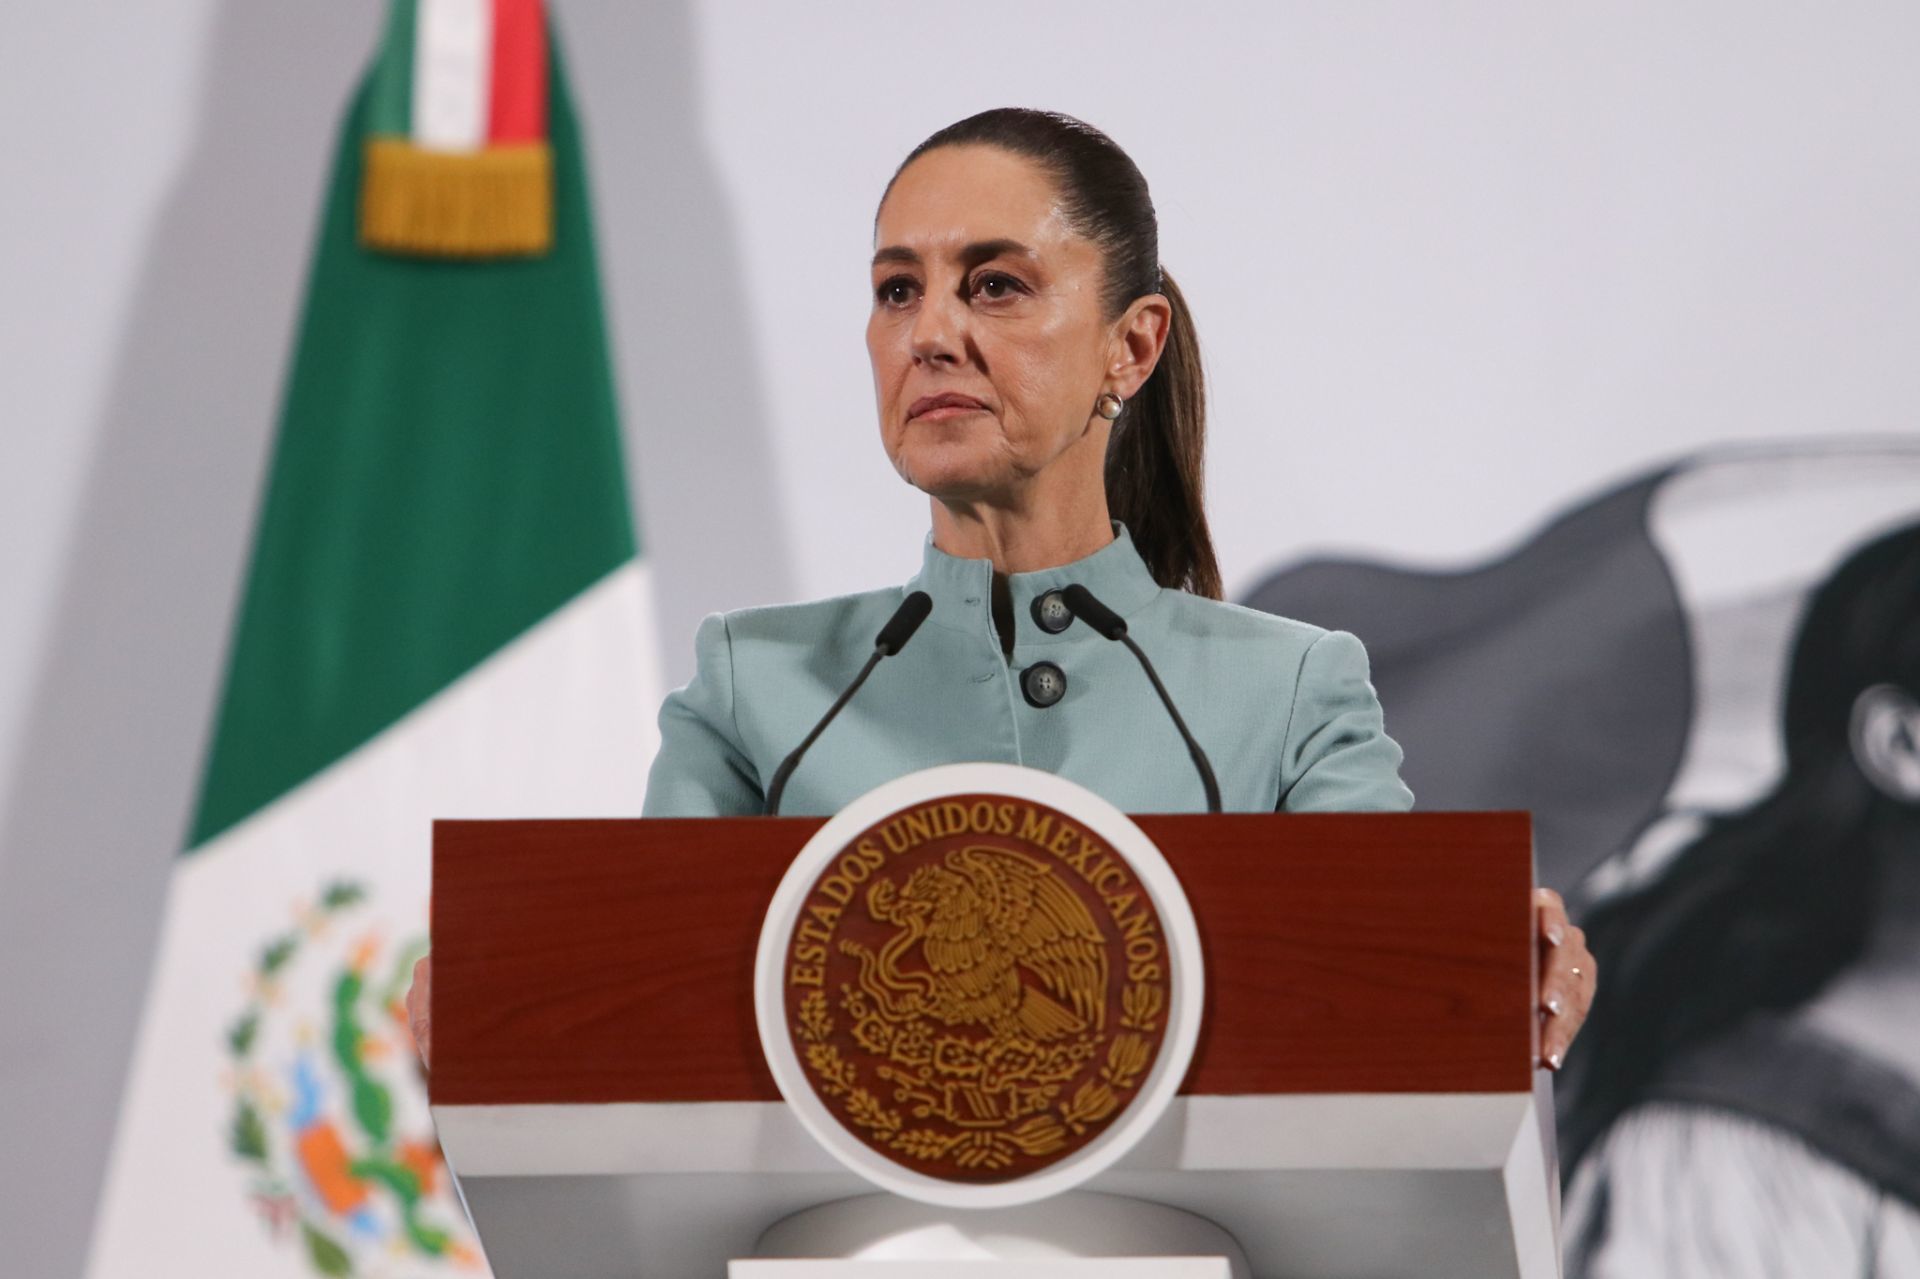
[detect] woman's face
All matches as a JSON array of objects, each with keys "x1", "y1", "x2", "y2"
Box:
[{"x1": 867, "y1": 144, "x2": 1135, "y2": 502}]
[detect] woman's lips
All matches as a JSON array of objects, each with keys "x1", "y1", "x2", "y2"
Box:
[{"x1": 907, "y1": 394, "x2": 988, "y2": 422}]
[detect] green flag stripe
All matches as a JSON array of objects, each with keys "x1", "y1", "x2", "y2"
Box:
[
  {"x1": 367, "y1": 0, "x2": 417, "y2": 138},
  {"x1": 188, "y1": 29, "x2": 634, "y2": 851}
]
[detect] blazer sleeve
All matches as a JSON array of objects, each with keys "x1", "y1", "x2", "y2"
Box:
[
  {"x1": 641, "y1": 613, "x2": 767, "y2": 817},
  {"x1": 1277, "y1": 629, "x2": 1415, "y2": 812}
]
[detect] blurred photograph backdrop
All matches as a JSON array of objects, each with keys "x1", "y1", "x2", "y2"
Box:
[{"x1": 2, "y1": 2, "x2": 1916, "y2": 1276}]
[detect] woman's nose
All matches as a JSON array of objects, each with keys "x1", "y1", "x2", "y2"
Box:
[{"x1": 909, "y1": 289, "x2": 965, "y2": 365}]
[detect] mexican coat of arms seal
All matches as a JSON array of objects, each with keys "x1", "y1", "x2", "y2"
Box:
[{"x1": 758, "y1": 764, "x2": 1203, "y2": 1208}]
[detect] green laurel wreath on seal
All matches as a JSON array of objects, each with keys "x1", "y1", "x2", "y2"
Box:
[{"x1": 223, "y1": 880, "x2": 458, "y2": 1276}]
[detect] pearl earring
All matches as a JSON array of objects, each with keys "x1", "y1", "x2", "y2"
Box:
[{"x1": 1094, "y1": 392, "x2": 1124, "y2": 421}]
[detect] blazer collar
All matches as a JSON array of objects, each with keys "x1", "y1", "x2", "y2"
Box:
[{"x1": 905, "y1": 521, "x2": 1163, "y2": 646}]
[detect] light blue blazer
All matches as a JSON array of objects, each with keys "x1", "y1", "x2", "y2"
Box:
[{"x1": 642, "y1": 525, "x2": 1414, "y2": 818}]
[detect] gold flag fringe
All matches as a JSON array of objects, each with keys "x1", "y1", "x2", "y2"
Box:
[{"x1": 360, "y1": 138, "x2": 553, "y2": 258}]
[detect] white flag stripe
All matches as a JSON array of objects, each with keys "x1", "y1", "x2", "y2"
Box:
[
  {"x1": 85, "y1": 562, "x2": 662, "y2": 1279},
  {"x1": 413, "y1": 0, "x2": 493, "y2": 152}
]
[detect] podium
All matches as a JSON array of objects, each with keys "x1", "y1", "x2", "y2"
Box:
[{"x1": 428, "y1": 810, "x2": 1558, "y2": 1278}]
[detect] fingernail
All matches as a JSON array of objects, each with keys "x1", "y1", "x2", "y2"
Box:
[
  {"x1": 1546, "y1": 1050, "x2": 1563, "y2": 1071},
  {"x1": 1546, "y1": 923, "x2": 1566, "y2": 947},
  {"x1": 1544, "y1": 994, "x2": 1564, "y2": 1016}
]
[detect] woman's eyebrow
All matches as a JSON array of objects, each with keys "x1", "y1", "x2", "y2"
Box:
[
  {"x1": 956, "y1": 238, "x2": 1036, "y2": 267},
  {"x1": 870, "y1": 238, "x2": 1037, "y2": 269}
]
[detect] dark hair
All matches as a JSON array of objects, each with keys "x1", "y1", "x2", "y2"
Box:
[
  {"x1": 1560, "y1": 520, "x2": 1920, "y2": 1169},
  {"x1": 881, "y1": 108, "x2": 1222, "y2": 599}
]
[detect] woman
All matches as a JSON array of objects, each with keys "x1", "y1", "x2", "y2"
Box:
[
  {"x1": 411, "y1": 108, "x2": 1594, "y2": 1072},
  {"x1": 1560, "y1": 521, "x2": 1920, "y2": 1276}
]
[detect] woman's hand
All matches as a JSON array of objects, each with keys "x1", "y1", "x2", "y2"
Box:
[
  {"x1": 406, "y1": 954, "x2": 431, "y2": 1070},
  {"x1": 1537, "y1": 887, "x2": 1596, "y2": 1071}
]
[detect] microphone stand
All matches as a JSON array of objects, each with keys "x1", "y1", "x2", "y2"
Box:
[
  {"x1": 1060, "y1": 583, "x2": 1222, "y2": 814},
  {"x1": 763, "y1": 591, "x2": 932, "y2": 816}
]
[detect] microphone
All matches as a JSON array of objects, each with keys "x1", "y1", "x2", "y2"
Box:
[
  {"x1": 1060, "y1": 584, "x2": 1222, "y2": 814},
  {"x1": 763, "y1": 590, "x2": 933, "y2": 816},
  {"x1": 874, "y1": 591, "x2": 931, "y2": 656}
]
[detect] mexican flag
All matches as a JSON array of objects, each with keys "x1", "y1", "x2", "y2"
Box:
[{"x1": 86, "y1": 4, "x2": 658, "y2": 1275}]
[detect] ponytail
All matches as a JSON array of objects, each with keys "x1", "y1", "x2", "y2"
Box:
[
  {"x1": 1107, "y1": 270, "x2": 1221, "y2": 599},
  {"x1": 886, "y1": 109, "x2": 1222, "y2": 598}
]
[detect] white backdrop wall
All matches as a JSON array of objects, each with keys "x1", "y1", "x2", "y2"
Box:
[{"x1": 1, "y1": 2, "x2": 1916, "y2": 1273}]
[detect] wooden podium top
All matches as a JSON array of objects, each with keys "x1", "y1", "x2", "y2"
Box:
[{"x1": 430, "y1": 811, "x2": 1534, "y2": 1108}]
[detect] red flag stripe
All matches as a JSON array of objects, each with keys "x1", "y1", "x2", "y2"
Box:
[{"x1": 488, "y1": 0, "x2": 547, "y2": 143}]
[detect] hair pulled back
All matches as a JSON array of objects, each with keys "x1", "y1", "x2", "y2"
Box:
[{"x1": 882, "y1": 108, "x2": 1222, "y2": 599}]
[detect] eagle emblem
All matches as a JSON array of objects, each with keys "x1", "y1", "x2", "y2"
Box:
[
  {"x1": 783, "y1": 796, "x2": 1173, "y2": 1182},
  {"x1": 853, "y1": 847, "x2": 1108, "y2": 1044}
]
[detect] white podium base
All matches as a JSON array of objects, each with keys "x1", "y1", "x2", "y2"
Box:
[
  {"x1": 747, "y1": 1191, "x2": 1249, "y2": 1278},
  {"x1": 732, "y1": 1262, "x2": 1231, "y2": 1277},
  {"x1": 440, "y1": 1085, "x2": 1561, "y2": 1278}
]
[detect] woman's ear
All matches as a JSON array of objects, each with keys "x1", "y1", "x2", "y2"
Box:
[
  {"x1": 1850, "y1": 683, "x2": 1920, "y2": 803},
  {"x1": 1104, "y1": 294, "x2": 1172, "y2": 401}
]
